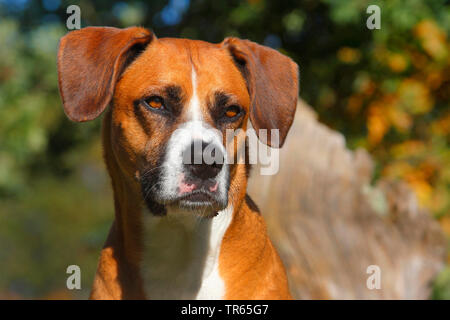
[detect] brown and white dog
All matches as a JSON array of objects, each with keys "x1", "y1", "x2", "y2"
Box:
[{"x1": 57, "y1": 26, "x2": 298, "y2": 299}]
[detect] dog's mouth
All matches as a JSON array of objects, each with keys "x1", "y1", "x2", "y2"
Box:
[
  {"x1": 142, "y1": 181, "x2": 227, "y2": 217},
  {"x1": 174, "y1": 189, "x2": 226, "y2": 211},
  {"x1": 178, "y1": 189, "x2": 214, "y2": 203}
]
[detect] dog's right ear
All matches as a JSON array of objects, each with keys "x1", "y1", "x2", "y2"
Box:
[{"x1": 57, "y1": 27, "x2": 154, "y2": 122}]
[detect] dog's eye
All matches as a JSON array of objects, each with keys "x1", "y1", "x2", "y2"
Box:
[
  {"x1": 143, "y1": 96, "x2": 164, "y2": 110},
  {"x1": 224, "y1": 105, "x2": 241, "y2": 119}
]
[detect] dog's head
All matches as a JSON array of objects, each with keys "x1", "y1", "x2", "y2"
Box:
[{"x1": 58, "y1": 27, "x2": 298, "y2": 218}]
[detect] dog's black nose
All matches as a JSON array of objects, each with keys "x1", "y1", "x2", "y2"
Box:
[{"x1": 183, "y1": 141, "x2": 224, "y2": 180}]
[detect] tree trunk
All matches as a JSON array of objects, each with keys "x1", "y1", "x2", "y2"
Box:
[{"x1": 248, "y1": 100, "x2": 447, "y2": 299}]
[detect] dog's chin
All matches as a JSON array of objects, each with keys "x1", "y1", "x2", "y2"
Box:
[
  {"x1": 168, "y1": 204, "x2": 221, "y2": 219},
  {"x1": 146, "y1": 190, "x2": 227, "y2": 219}
]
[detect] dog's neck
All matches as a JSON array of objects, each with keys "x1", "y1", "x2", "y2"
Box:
[{"x1": 140, "y1": 205, "x2": 233, "y2": 299}]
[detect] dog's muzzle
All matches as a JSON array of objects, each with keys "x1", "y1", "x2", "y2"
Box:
[{"x1": 142, "y1": 124, "x2": 230, "y2": 217}]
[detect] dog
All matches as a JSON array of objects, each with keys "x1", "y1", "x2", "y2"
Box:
[{"x1": 57, "y1": 26, "x2": 298, "y2": 299}]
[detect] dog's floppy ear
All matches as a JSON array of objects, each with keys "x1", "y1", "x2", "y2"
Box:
[
  {"x1": 222, "y1": 38, "x2": 299, "y2": 147},
  {"x1": 57, "y1": 26, "x2": 154, "y2": 122}
]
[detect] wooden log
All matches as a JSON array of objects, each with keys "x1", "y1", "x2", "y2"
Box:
[{"x1": 248, "y1": 100, "x2": 447, "y2": 299}]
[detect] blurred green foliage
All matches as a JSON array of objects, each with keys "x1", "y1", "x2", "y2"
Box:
[{"x1": 0, "y1": 0, "x2": 448, "y2": 298}]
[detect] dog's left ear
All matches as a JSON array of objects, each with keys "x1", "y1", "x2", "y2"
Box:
[
  {"x1": 222, "y1": 38, "x2": 299, "y2": 148},
  {"x1": 57, "y1": 26, "x2": 154, "y2": 122}
]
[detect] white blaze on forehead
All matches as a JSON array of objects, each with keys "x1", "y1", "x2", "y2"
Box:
[{"x1": 188, "y1": 68, "x2": 202, "y2": 122}]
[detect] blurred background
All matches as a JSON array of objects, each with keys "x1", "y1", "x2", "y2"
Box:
[{"x1": 0, "y1": 0, "x2": 448, "y2": 299}]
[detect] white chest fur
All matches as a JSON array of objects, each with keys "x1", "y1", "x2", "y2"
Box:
[{"x1": 141, "y1": 206, "x2": 233, "y2": 299}]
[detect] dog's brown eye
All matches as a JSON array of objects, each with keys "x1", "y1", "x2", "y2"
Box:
[
  {"x1": 224, "y1": 105, "x2": 241, "y2": 119},
  {"x1": 144, "y1": 96, "x2": 164, "y2": 110}
]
